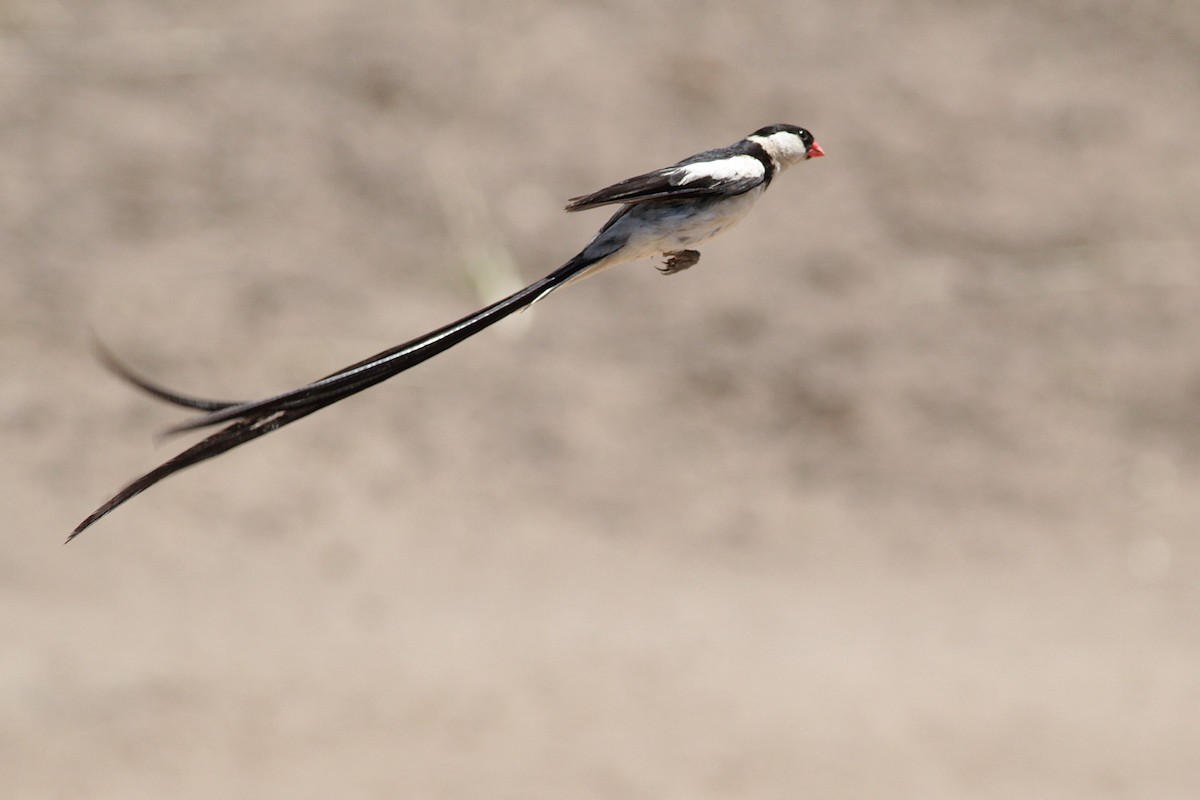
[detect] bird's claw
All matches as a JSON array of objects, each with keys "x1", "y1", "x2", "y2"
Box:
[{"x1": 659, "y1": 249, "x2": 701, "y2": 275}]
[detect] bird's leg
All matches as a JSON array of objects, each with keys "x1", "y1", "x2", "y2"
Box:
[{"x1": 659, "y1": 249, "x2": 701, "y2": 275}]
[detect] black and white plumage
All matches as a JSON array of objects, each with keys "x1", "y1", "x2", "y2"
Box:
[{"x1": 69, "y1": 124, "x2": 824, "y2": 539}]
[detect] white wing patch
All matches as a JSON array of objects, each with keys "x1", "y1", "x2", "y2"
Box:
[{"x1": 674, "y1": 154, "x2": 765, "y2": 187}]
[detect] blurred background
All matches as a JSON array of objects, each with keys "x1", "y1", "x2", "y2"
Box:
[{"x1": 3, "y1": 1, "x2": 1199, "y2": 797}]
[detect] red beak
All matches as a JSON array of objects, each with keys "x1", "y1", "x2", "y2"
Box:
[{"x1": 807, "y1": 141, "x2": 825, "y2": 159}]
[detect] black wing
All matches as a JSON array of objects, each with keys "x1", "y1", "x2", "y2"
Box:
[{"x1": 564, "y1": 147, "x2": 768, "y2": 211}]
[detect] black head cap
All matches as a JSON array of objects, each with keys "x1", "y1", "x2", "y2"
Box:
[{"x1": 751, "y1": 124, "x2": 814, "y2": 148}]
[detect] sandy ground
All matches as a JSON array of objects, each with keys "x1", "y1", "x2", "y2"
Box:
[{"x1": 4, "y1": 1, "x2": 1200, "y2": 797}]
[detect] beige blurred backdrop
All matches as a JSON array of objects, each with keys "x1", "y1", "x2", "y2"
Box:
[{"x1": 3, "y1": 1, "x2": 1199, "y2": 797}]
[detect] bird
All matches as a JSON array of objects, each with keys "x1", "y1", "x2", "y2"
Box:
[{"x1": 69, "y1": 123, "x2": 824, "y2": 540}]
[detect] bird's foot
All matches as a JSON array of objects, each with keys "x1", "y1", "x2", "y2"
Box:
[{"x1": 658, "y1": 249, "x2": 701, "y2": 275}]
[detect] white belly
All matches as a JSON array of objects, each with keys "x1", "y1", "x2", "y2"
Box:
[{"x1": 582, "y1": 185, "x2": 766, "y2": 268}]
